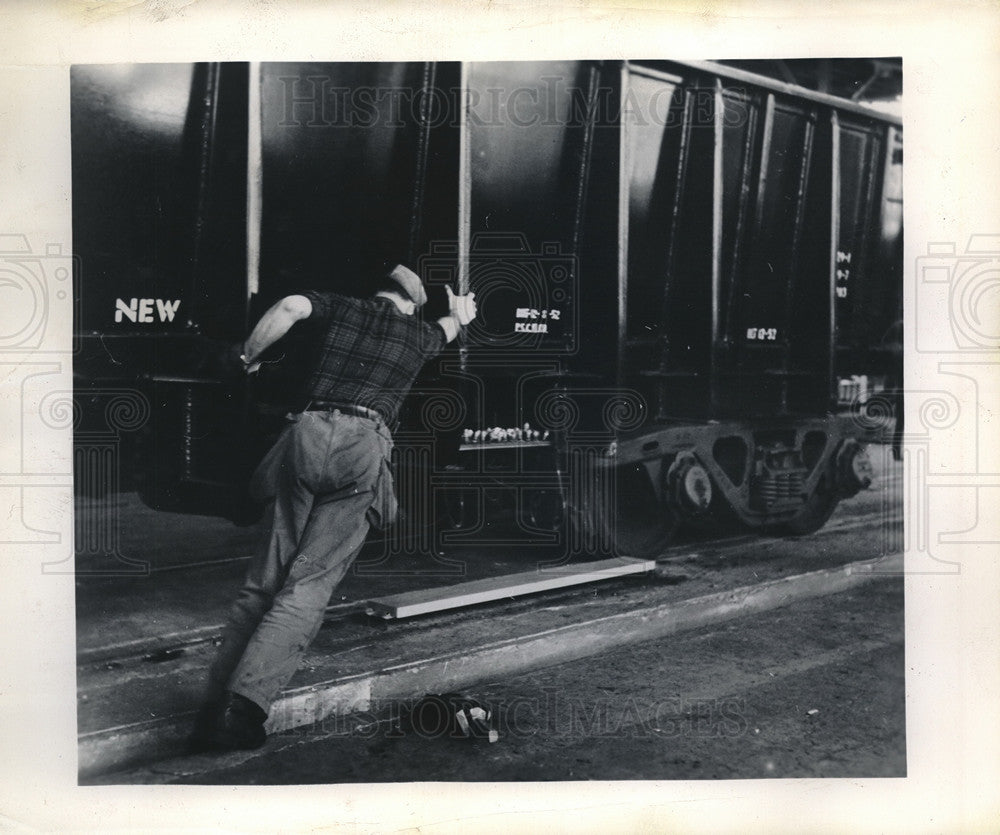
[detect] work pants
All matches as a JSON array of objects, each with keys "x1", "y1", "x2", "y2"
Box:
[{"x1": 207, "y1": 409, "x2": 395, "y2": 713}]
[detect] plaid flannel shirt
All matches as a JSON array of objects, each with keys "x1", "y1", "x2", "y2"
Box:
[{"x1": 297, "y1": 291, "x2": 447, "y2": 426}]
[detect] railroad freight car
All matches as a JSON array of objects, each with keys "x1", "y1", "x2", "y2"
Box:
[{"x1": 71, "y1": 59, "x2": 902, "y2": 554}]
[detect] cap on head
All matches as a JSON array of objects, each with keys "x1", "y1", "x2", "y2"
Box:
[{"x1": 386, "y1": 264, "x2": 427, "y2": 308}]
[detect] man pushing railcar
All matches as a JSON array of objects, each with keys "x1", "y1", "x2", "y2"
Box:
[{"x1": 195, "y1": 264, "x2": 477, "y2": 751}]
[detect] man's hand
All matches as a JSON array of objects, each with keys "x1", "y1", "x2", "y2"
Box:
[
  {"x1": 211, "y1": 341, "x2": 259, "y2": 379},
  {"x1": 241, "y1": 350, "x2": 262, "y2": 376},
  {"x1": 445, "y1": 285, "x2": 477, "y2": 326}
]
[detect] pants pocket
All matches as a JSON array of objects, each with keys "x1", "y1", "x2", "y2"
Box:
[
  {"x1": 248, "y1": 420, "x2": 296, "y2": 503},
  {"x1": 366, "y1": 447, "x2": 398, "y2": 531}
]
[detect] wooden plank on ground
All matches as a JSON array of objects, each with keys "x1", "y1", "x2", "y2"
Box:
[{"x1": 364, "y1": 556, "x2": 655, "y2": 620}]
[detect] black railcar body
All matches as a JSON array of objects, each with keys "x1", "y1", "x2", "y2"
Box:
[{"x1": 72, "y1": 59, "x2": 902, "y2": 554}]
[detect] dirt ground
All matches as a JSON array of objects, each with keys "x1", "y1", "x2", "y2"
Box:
[{"x1": 162, "y1": 576, "x2": 904, "y2": 784}]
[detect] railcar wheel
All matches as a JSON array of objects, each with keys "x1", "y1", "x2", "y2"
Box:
[
  {"x1": 523, "y1": 489, "x2": 565, "y2": 533},
  {"x1": 612, "y1": 510, "x2": 680, "y2": 558},
  {"x1": 439, "y1": 488, "x2": 475, "y2": 530},
  {"x1": 782, "y1": 475, "x2": 840, "y2": 536},
  {"x1": 610, "y1": 462, "x2": 680, "y2": 558}
]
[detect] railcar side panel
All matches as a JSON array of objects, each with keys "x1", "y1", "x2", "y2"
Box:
[{"x1": 71, "y1": 59, "x2": 901, "y2": 541}]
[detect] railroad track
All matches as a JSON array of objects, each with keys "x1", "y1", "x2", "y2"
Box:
[{"x1": 77, "y1": 501, "x2": 902, "y2": 670}]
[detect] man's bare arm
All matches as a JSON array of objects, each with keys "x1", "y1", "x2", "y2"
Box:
[{"x1": 242, "y1": 294, "x2": 313, "y2": 368}]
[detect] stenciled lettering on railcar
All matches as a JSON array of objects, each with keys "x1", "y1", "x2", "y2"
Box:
[
  {"x1": 836, "y1": 250, "x2": 853, "y2": 299},
  {"x1": 514, "y1": 307, "x2": 562, "y2": 335},
  {"x1": 113, "y1": 297, "x2": 182, "y2": 324}
]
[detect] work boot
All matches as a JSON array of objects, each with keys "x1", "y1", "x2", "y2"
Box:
[{"x1": 197, "y1": 691, "x2": 268, "y2": 752}]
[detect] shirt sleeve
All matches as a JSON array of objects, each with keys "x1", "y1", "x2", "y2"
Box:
[
  {"x1": 421, "y1": 320, "x2": 448, "y2": 359},
  {"x1": 299, "y1": 290, "x2": 342, "y2": 324}
]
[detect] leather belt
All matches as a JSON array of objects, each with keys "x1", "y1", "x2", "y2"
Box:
[{"x1": 304, "y1": 401, "x2": 385, "y2": 424}]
